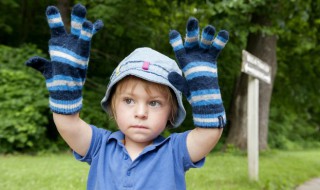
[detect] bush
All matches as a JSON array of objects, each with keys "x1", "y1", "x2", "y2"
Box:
[
  {"x1": 269, "y1": 105, "x2": 320, "y2": 150},
  {"x1": 81, "y1": 80, "x2": 113, "y2": 131},
  {"x1": 0, "y1": 44, "x2": 114, "y2": 153},
  {"x1": 0, "y1": 44, "x2": 52, "y2": 153}
]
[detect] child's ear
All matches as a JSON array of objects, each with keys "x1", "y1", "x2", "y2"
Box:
[{"x1": 166, "y1": 120, "x2": 174, "y2": 129}]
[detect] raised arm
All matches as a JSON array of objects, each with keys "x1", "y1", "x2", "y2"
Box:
[
  {"x1": 25, "y1": 4, "x2": 103, "y2": 156},
  {"x1": 53, "y1": 113, "x2": 91, "y2": 156},
  {"x1": 168, "y1": 17, "x2": 229, "y2": 162}
]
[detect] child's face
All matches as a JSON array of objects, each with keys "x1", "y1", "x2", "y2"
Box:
[{"x1": 113, "y1": 79, "x2": 172, "y2": 145}]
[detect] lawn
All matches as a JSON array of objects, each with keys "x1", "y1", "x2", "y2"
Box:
[{"x1": 0, "y1": 149, "x2": 319, "y2": 190}]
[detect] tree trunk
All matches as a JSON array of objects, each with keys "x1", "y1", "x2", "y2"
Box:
[
  {"x1": 57, "y1": 0, "x2": 71, "y2": 31},
  {"x1": 225, "y1": 13, "x2": 277, "y2": 151}
]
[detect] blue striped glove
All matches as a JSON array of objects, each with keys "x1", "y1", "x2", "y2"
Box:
[
  {"x1": 168, "y1": 17, "x2": 229, "y2": 128},
  {"x1": 25, "y1": 4, "x2": 103, "y2": 114}
]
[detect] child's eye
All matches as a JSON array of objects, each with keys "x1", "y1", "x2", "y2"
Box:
[
  {"x1": 124, "y1": 98, "x2": 134, "y2": 105},
  {"x1": 149, "y1": 101, "x2": 161, "y2": 107}
]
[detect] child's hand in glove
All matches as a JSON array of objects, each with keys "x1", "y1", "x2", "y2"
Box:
[
  {"x1": 25, "y1": 4, "x2": 103, "y2": 114},
  {"x1": 168, "y1": 17, "x2": 229, "y2": 128}
]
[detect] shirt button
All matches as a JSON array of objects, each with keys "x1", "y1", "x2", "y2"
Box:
[
  {"x1": 127, "y1": 170, "x2": 131, "y2": 176},
  {"x1": 124, "y1": 155, "x2": 129, "y2": 160}
]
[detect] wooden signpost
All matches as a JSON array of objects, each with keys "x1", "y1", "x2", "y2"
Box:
[{"x1": 241, "y1": 50, "x2": 271, "y2": 181}]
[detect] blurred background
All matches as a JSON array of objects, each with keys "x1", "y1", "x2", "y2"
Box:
[{"x1": 0, "y1": 0, "x2": 319, "y2": 154}]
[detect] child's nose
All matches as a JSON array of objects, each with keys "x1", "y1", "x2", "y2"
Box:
[{"x1": 135, "y1": 104, "x2": 148, "y2": 119}]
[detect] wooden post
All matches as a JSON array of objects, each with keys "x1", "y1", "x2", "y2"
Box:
[
  {"x1": 247, "y1": 76, "x2": 259, "y2": 181},
  {"x1": 241, "y1": 50, "x2": 271, "y2": 181}
]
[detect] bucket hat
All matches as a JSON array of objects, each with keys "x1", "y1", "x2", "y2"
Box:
[{"x1": 101, "y1": 47, "x2": 186, "y2": 128}]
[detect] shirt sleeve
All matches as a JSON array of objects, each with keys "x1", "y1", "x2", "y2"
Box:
[
  {"x1": 170, "y1": 130, "x2": 205, "y2": 171},
  {"x1": 73, "y1": 125, "x2": 111, "y2": 165}
]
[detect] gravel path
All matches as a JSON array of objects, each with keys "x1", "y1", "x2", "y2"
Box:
[{"x1": 296, "y1": 178, "x2": 320, "y2": 190}]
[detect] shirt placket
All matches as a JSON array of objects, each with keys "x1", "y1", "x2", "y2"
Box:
[{"x1": 122, "y1": 152, "x2": 141, "y2": 189}]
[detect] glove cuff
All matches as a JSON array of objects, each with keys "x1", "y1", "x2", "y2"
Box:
[
  {"x1": 49, "y1": 96, "x2": 83, "y2": 115},
  {"x1": 192, "y1": 104, "x2": 226, "y2": 128}
]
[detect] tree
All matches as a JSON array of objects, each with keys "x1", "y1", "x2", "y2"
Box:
[
  {"x1": 225, "y1": 0, "x2": 320, "y2": 150},
  {"x1": 226, "y1": 11, "x2": 277, "y2": 150}
]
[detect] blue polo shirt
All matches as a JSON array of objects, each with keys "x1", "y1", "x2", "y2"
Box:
[{"x1": 74, "y1": 125, "x2": 205, "y2": 190}]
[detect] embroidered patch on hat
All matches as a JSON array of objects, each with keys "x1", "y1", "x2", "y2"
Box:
[{"x1": 142, "y1": 61, "x2": 150, "y2": 70}]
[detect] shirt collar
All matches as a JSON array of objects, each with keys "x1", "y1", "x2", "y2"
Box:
[{"x1": 108, "y1": 130, "x2": 171, "y2": 148}]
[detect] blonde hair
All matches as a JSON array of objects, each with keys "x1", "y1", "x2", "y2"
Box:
[{"x1": 109, "y1": 75, "x2": 178, "y2": 128}]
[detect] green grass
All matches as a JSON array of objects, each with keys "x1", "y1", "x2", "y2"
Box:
[
  {"x1": 0, "y1": 150, "x2": 319, "y2": 190},
  {"x1": 187, "y1": 150, "x2": 320, "y2": 189}
]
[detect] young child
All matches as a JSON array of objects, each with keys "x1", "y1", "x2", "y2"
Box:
[{"x1": 26, "y1": 4, "x2": 229, "y2": 190}]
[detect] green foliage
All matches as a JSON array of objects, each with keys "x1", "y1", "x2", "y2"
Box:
[
  {"x1": 269, "y1": 105, "x2": 320, "y2": 150},
  {"x1": 81, "y1": 80, "x2": 115, "y2": 131},
  {"x1": 0, "y1": 0, "x2": 56, "y2": 48},
  {"x1": 203, "y1": 0, "x2": 320, "y2": 149},
  {"x1": 0, "y1": 45, "x2": 51, "y2": 153},
  {"x1": 0, "y1": 44, "x2": 117, "y2": 153},
  {"x1": 269, "y1": 0, "x2": 320, "y2": 149},
  {"x1": 0, "y1": 0, "x2": 319, "y2": 152},
  {"x1": 0, "y1": 0, "x2": 19, "y2": 34}
]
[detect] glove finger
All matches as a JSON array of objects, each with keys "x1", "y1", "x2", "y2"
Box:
[
  {"x1": 25, "y1": 56, "x2": 51, "y2": 74},
  {"x1": 92, "y1": 20, "x2": 104, "y2": 35},
  {"x1": 199, "y1": 25, "x2": 215, "y2": 50},
  {"x1": 79, "y1": 20, "x2": 93, "y2": 62},
  {"x1": 184, "y1": 17, "x2": 199, "y2": 49},
  {"x1": 169, "y1": 30, "x2": 186, "y2": 68},
  {"x1": 80, "y1": 20, "x2": 93, "y2": 41},
  {"x1": 71, "y1": 3, "x2": 87, "y2": 37},
  {"x1": 169, "y1": 30, "x2": 185, "y2": 52},
  {"x1": 46, "y1": 6, "x2": 67, "y2": 37},
  {"x1": 211, "y1": 30, "x2": 229, "y2": 52},
  {"x1": 168, "y1": 72, "x2": 190, "y2": 97}
]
